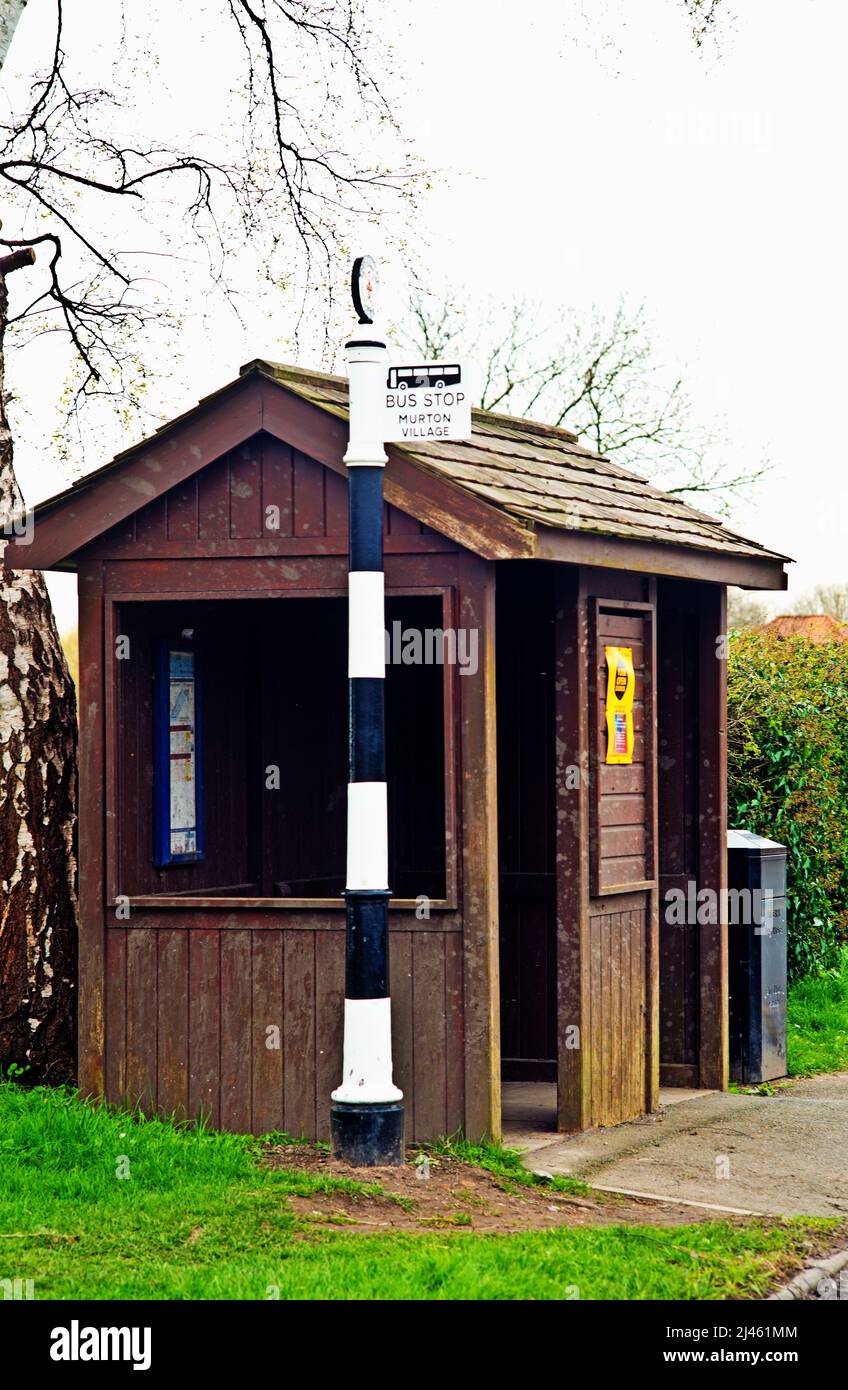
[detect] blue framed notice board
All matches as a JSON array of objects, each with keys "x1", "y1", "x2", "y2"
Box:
[{"x1": 153, "y1": 642, "x2": 204, "y2": 867}]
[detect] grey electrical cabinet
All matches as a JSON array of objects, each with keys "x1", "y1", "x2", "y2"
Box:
[{"x1": 727, "y1": 829, "x2": 788, "y2": 1084}]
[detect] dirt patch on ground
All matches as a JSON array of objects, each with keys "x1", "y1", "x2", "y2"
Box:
[{"x1": 261, "y1": 1142, "x2": 766, "y2": 1234}]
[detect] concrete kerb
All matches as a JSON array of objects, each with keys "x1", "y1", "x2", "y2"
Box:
[{"x1": 768, "y1": 1246, "x2": 848, "y2": 1301}]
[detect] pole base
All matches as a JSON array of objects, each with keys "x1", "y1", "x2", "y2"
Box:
[{"x1": 330, "y1": 1101, "x2": 404, "y2": 1167}]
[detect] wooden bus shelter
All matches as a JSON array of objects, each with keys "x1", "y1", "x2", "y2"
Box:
[{"x1": 8, "y1": 361, "x2": 789, "y2": 1141}]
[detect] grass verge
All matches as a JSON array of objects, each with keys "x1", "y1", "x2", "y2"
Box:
[
  {"x1": 788, "y1": 951, "x2": 848, "y2": 1077},
  {"x1": 0, "y1": 1079, "x2": 837, "y2": 1300}
]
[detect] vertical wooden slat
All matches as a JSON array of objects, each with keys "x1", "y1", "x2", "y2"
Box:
[
  {"x1": 323, "y1": 468, "x2": 348, "y2": 537},
  {"x1": 620, "y1": 912, "x2": 632, "y2": 1115},
  {"x1": 220, "y1": 931, "x2": 253, "y2": 1131},
  {"x1": 458, "y1": 553, "x2": 500, "y2": 1142},
  {"x1": 166, "y1": 478, "x2": 198, "y2": 540},
  {"x1": 229, "y1": 441, "x2": 262, "y2": 538},
  {"x1": 610, "y1": 913, "x2": 622, "y2": 1123},
  {"x1": 157, "y1": 929, "x2": 189, "y2": 1120},
  {"x1": 188, "y1": 930, "x2": 221, "y2": 1126},
  {"x1": 251, "y1": 930, "x2": 284, "y2": 1135},
  {"x1": 104, "y1": 928, "x2": 127, "y2": 1107},
  {"x1": 103, "y1": 601, "x2": 119, "y2": 906},
  {"x1": 134, "y1": 495, "x2": 167, "y2": 547},
  {"x1": 197, "y1": 455, "x2": 231, "y2": 540},
  {"x1": 445, "y1": 934, "x2": 465, "y2": 1135},
  {"x1": 412, "y1": 932, "x2": 447, "y2": 1141},
  {"x1": 602, "y1": 914, "x2": 612, "y2": 1124},
  {"x1": 390, "y1": 930, "x2": 414, "y2": 1139},
  {"x1": 590, "y1": 915, "x2": 602, "y2": 1125},
  {"x1": 314, "y1": 930, "x2": 345, "y2": 1142},
  {"x1": 293, "y1": 450, "x2": 325, "y2": 537},
  {"x1": 645, "y1": 580, "x2": 661, "y2": 1111},
  {"x1": 77, "y1": 562, "x2": 106, "y2": 1098},
  {"x1": 386, "y1": 503, "x2": 420, "y2": 535},
  {"x1": 638, "y1": 911, "x2": 647, "y2": 1113},
  {"x1": 125, "y1": 929, "x2": 158, "y2": 1109},
  {"x1": 283, "y1": 932, "x2": 316, "y2": 1138},
  {"x1": 261, "y1": 437, "x2": 294, "y2": 537}
]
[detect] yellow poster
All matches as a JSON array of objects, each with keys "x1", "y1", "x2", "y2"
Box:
[{"x1": 604, "y1": 645, "x2": 635, "y2": 765}]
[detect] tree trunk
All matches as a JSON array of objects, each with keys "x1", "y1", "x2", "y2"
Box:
[
  {"x1": 0, "y1": 269, "x2": 78, "y2": 1083},
  {"x1": 0, "y1": 1, "x2": 28, "y2": 73}
]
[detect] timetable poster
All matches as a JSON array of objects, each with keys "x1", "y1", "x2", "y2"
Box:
[{"x1": 167, "y1": 649, "x2": 198, "y2": 857}]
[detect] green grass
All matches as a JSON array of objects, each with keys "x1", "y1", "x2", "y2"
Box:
[
  {"x1": 788, "y1": 951, "x2": 848, "y2": 1077},
  {"x1": 429, "y1": 1135, "x2": 590, "y2": 1196},
  {"x1": 0, "y1": 1080, "x2": 836, "y2": 1300}
]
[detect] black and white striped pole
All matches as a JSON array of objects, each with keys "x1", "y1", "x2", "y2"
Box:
[{"x1": 330, "y1": 256, "x2": 404, "y2": 1166}]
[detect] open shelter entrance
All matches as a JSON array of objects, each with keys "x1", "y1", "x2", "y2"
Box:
[{"x1": 497, "y1": 567, "x2": 730, "y2": 1134}]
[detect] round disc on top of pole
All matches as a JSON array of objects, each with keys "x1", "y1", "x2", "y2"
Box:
[{"x1": 351, "y1": 255, "x2": 378, "y2": 324}]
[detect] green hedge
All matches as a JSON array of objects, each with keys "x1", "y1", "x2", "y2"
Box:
[{"x1": 727, "y1": 632, "x2": 848, "y2": 982}]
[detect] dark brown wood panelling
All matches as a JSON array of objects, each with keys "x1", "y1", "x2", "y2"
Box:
[
  {"x1": 283, "y1": 932, "x2": 316, "y2": 1137},
  {"x1": 228, "y1": 443, "x2": 263, "y2": 540},
  {"x1": 125, "y1": 928, "x2": 157, "y2": 1110},
  {"x1": 188, "y1": 929, "x2": 221, "y2": 1126},
  {"x1": 412, "y1": 932, "x2": 448, "y2": 1139},
  {"x1": 457, "y1": 552, "x2": 500, "y2": 1142},
  {"x1": 104, "y1": 922, "x2": 464, "y2": 1141},
  {"x1": 77, "y1": 562, "x2": 107, "y2": 1097},
  {"x1": 315, "y1": 931, "x2": 345, "y2": 1140},
  {"x1": 220, "y1": 931, "x2": 253, "y2": 1130},
  {"x1": 590, "y1": 603, "x2": 657, "y2": 895},
  {"x1": 588, "y1": 905, "x2": 647, "y2": 1127},
  {"x1": 250, "y1": 930, "x2": 284, "y2": 1133},
  {"x1": 157, "y1": 928, "x2": 189, "y2": 1119},
  {"x1": 90, "y1": 434, "x2": 438, "y2": 559},
  {"x1": 104, "y1": 926, "x2": 126, "y2": 1105}
]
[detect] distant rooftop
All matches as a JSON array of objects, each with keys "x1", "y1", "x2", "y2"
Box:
[{"x1": 756, "y1": 613, "x2": 848, "y2": 643}]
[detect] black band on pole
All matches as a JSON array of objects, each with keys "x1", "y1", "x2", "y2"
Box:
[
  {"x1": 349, "y1": 467, "x2": 384, "y2": 573},
  {"x1": 349, "y1": 679, "x2": 386, "y2": 781},
  {"x1": 343, "y1": 890, "x2": 391, "y2": 998}
]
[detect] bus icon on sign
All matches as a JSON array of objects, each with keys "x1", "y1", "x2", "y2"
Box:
[{"x1": 387, "y1": 364, "x2": 462, "y2": 391}]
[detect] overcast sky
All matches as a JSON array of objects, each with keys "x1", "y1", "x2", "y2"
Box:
[{"x1": 4, "y1": 0, "x2": 846, "y2": 632}]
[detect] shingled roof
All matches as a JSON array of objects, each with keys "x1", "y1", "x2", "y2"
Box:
[
  {"x1": 6, "y1": 358, "x2": 790, "y2": 588},
  {"x1": 256, "y1": 362, "x2": 789, "y2": 567}
]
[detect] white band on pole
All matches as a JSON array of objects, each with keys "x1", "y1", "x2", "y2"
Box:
[
  {"x1": 331, "y1": 997, "x2": 403, "y2": 1104},
  {"x1": 348, "y1": 570, "x2": 386, "y2": 679},
  {"x1": 343, "y1": 341, "x2": 388, "y2": 469},
  {"x1": 346, "y1": 781, "x2": 388, "y2": 890}
]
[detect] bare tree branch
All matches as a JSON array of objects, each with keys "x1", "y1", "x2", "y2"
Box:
[
  {"x1": 683, "y1": 0, "x2": 728, "y2": 48},
  {"x1": 0, "y1": 0, "x2": 417, "y2": 445},
  {"x1": 404, "y1": 292, "x2": 769, "y2": 511}
]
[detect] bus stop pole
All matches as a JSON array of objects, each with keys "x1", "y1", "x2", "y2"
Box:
[{"x1": 330, "y1": 263, "x2": 404, "y2": 1165}]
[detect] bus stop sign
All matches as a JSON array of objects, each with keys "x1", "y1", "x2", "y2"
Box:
[{"x1": 383, "y1": 361, "x2": 471, "y2": 442}]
